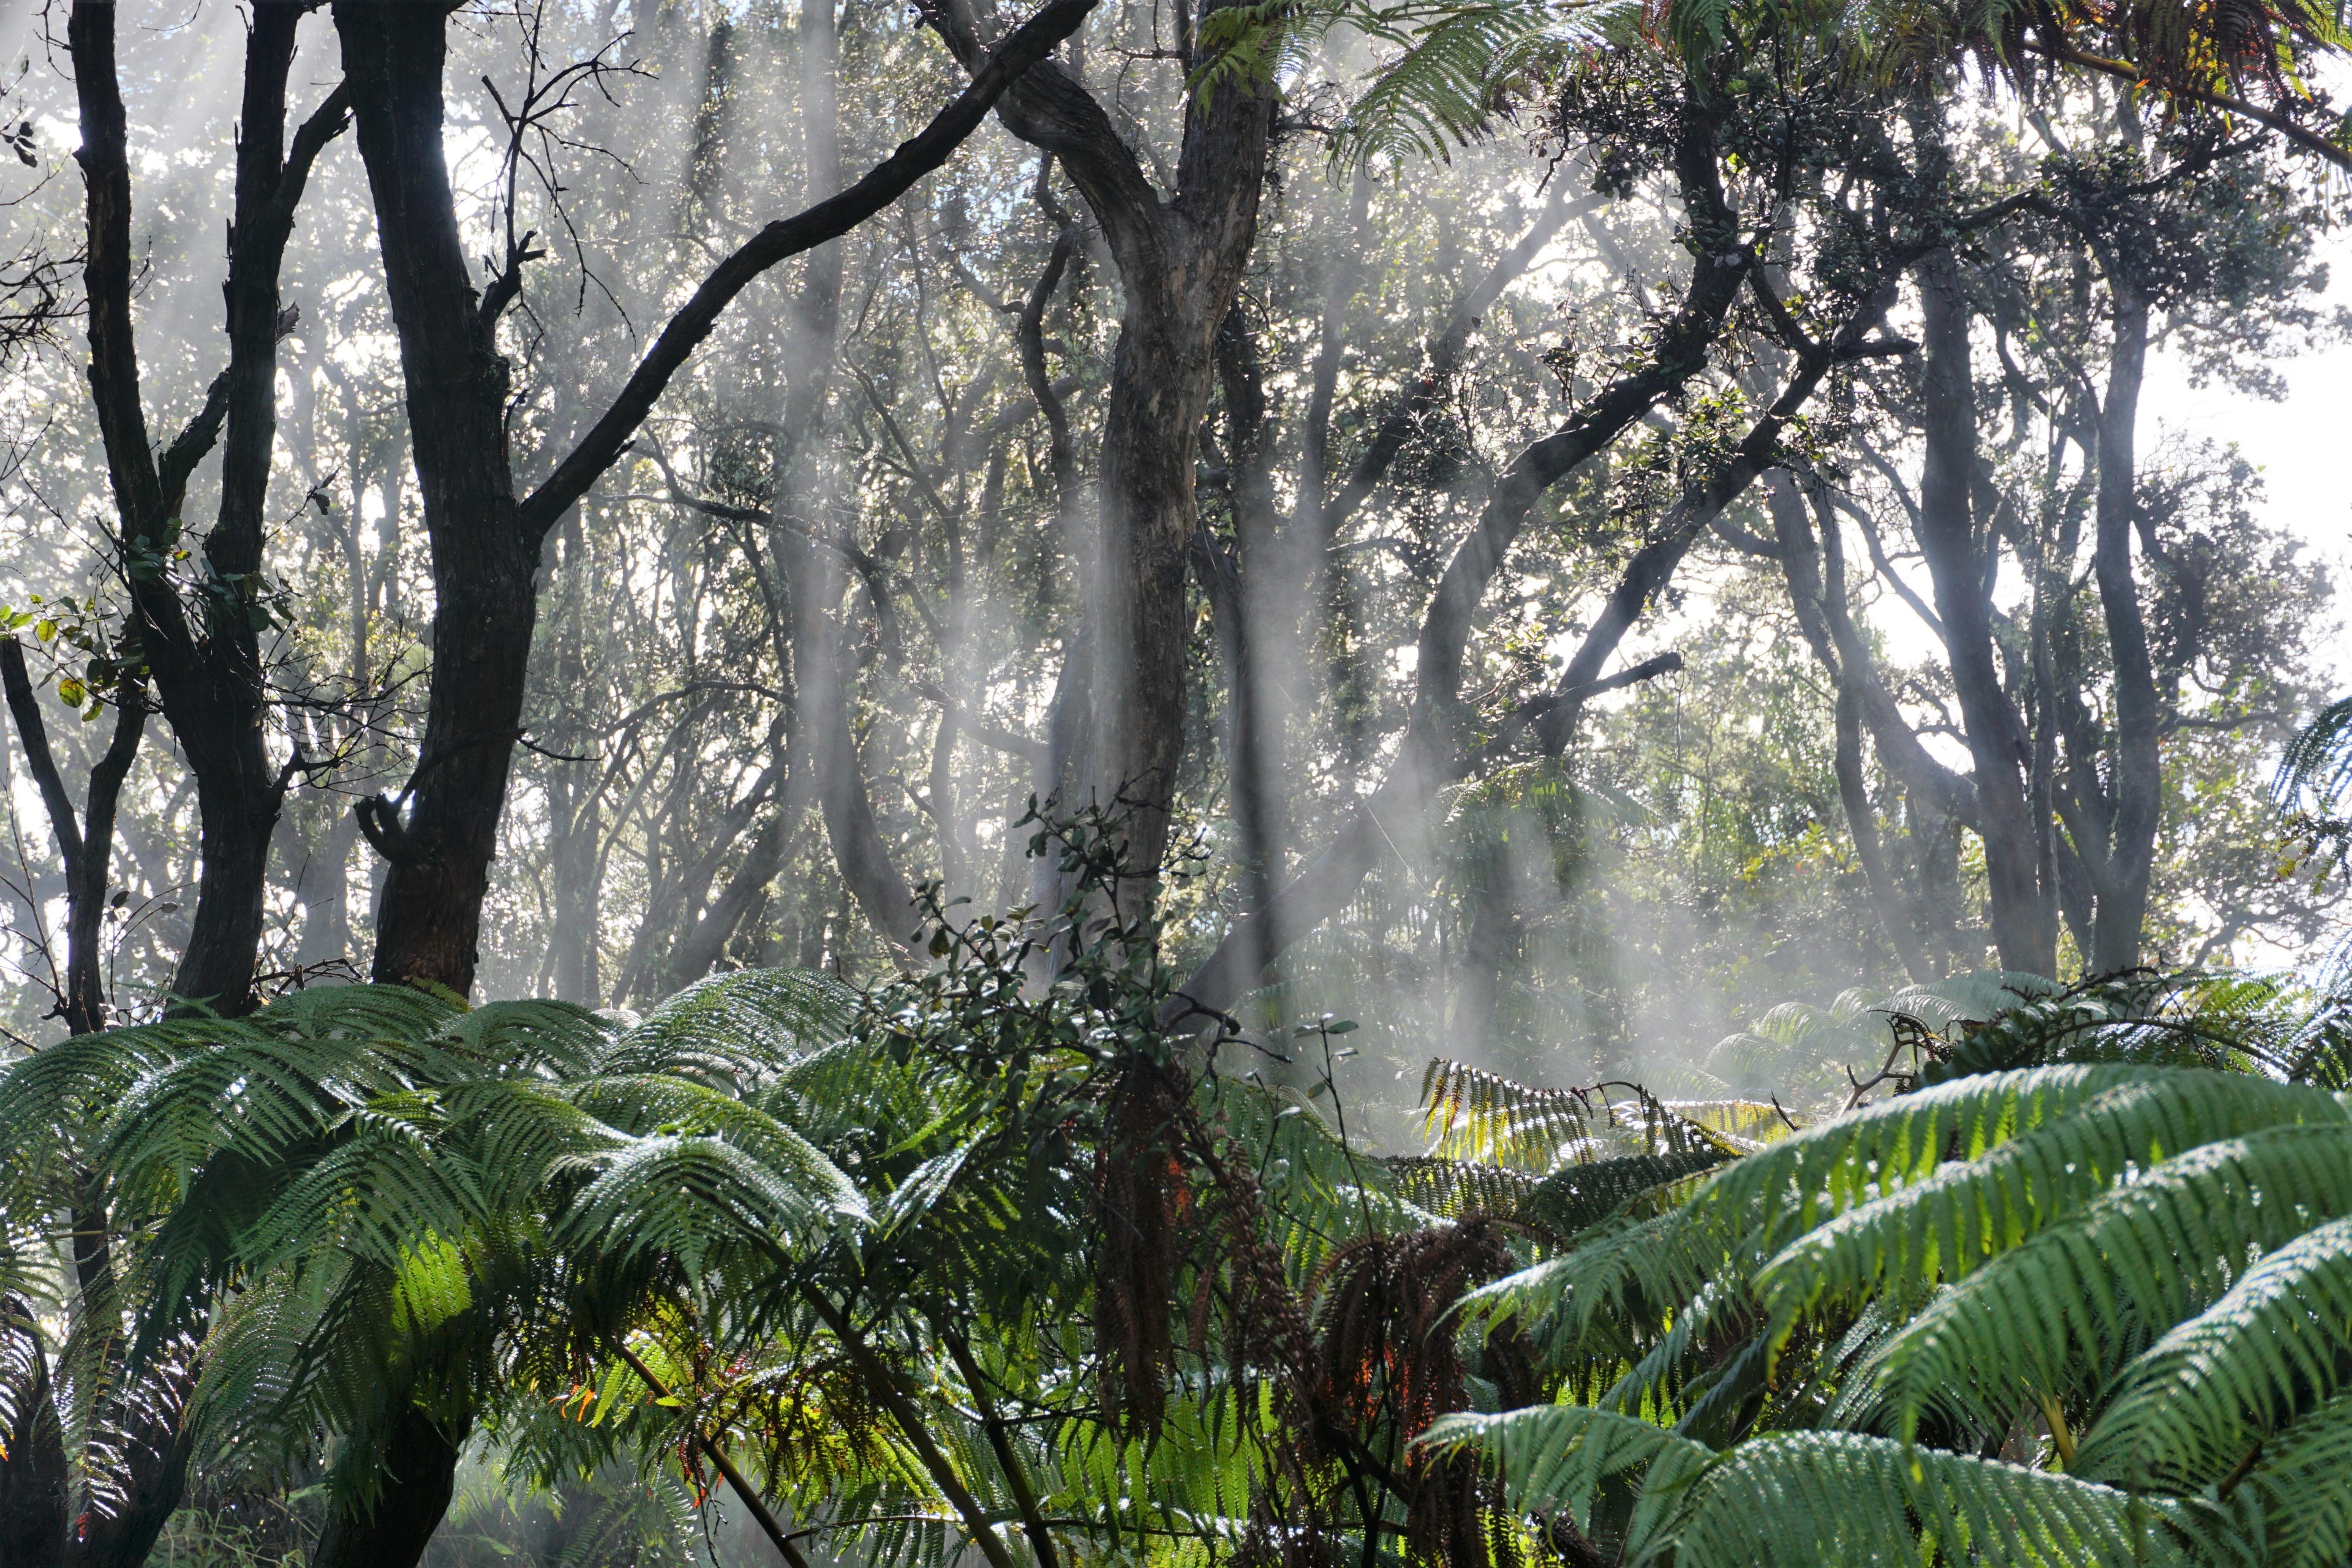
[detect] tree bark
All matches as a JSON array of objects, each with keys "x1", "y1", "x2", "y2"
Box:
[
  {"x1": 306, "y1": 1406, "x2": 465, "y2": 1568},
  {"x1": 1910, "y1": 251, "x2": 2055, "y2": 974},
  {"x1": 0, "y1": 1300, "x2": 66, "y2": 1568},
  {"x1": 1762, "y1": 477, "x2": 1938, "y2": 982},
  {"x1": 68, "y1": 2, "x2": 347, "y2": 1017},
  {"x1": 334, "y1": 0, "x2": 535, "y2": 995},
  {"x1": 0, "y1": 641, "x2": 146, "y2": 1031},
  {"x1": 925, "y1": 0, "x2": 1274, "y2": 899},
  {"x1": 2088, "y1": 287, "x2": 2157, "y2": 973}
]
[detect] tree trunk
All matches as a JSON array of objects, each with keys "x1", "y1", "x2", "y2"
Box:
[
  {"x1": 0, "y1": 1302, "x2": 66, "y2": 1568},
  {"x1": 776, "y1": 0, "x2": 921, "y2": 963},
  {"x1": 1763, "y1": 476, "x2": 1938, "y2": 983},
  {"x1": 69, "y1": 2, "x2": 346, "y2": 1017},
  {"x1": 1205, "y1": 311, "x2": 1285, "y2": 974},
  {"x1": 1910, "y1": 251, "x2": 2055, "y2": 974},
  {"x1": 334, "y1": 1, "x2": 537, "y2": 997},
  {"x1": 925, "y1": 0, "x2": 1273, "y2": 903},
  {"x1": 2088, "y1": 288, "x2": 2157, "y2": 973},
  {"x1": 306, "y1": 1406, "x2": 466, "y2": 1568}
]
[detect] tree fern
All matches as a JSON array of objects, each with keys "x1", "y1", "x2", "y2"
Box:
[
  {"x1": 1434, "y1": 970, "x2": 2352, "y2": 1566},
  {"x1": 1852, "y1": 1124, "x2": 2352, "y2": 1442},
  {"x1": 1668, "y1": 1431, "x2": 2204, "y2": 1568},
  {"x1": 1752, "y1": 1071, "x2": 2349, "y2": 1330},
  {"x1": 2078, "y1": 1214, "x2": 2352, "y2": 1490}
]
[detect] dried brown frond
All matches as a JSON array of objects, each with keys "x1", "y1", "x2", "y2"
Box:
[{"x1": 1311, "y1": 1218, "x2": 1527, "y2": 1566}]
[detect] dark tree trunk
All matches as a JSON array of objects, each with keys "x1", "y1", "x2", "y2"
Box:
[
  {"x1": 0, "y1": 641, "x2": 146, "y2": 1032},
  {"x1": 307, "y1": 1406, "x2": 465, "y2": 1568},
  {"x1": 0, "y1": 1302, "x2": 67, "y2": 1568},
  {"x1": 334, "y1": 2, "x2": 536, "y2": 997},
  {"x1": 62, "y1": 1418, "x2": 193, "y2": 1568},
  {"x1": 69, "y1": 1, "x2": 349, "y2": 1019},
  {"x1": 926, "y1": 0, "x2": 1274, "y2": 899},
  {"x1": 1910, "y1": 251, "x2": 2056, "y2": 974}
]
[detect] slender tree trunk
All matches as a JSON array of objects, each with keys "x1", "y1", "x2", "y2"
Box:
[
  {"x1": 2089, "y1": 288, "x2": 2157, "y2": 972},
  {"x1": 335, "y1": 2, "x2": 537, "y2": 997},
  {"x1": 1911, "y1": 252, "x2": 2054, "y2": 974},
  {"x1": 1014, "y1": 190, "x2": 1091, "y2": 919},
  {"x1": 1205, "y1": 311, "x2": 1285, "y2": 974},
  {"x1": 775, "y1": 0, "x2": 920, "y2": 962},
  {"x1": 1763, "y1": 476, "x2": 1938, "y2": 983},
  {"x1": 668, "y1": 807, "x2": 802, "y2": 981},
  {"x1": 69, "y1": 2, "x2": 346, "y2": 1017},
  {"x1": 925, "y1": 0, "x2": 1274, "y2": 902}
]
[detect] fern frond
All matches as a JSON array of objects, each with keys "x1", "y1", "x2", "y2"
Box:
[
  {"x1": 2277, "y1": 695, "x2": 2352, "y2": 812},
  {"x1": 1422, "y1": 1401, "x2": 1714, "y2": 1544},
  {"x1": 1754, "y1": 1072, "x2": 2347, "y2": 1330},
  {"x1": 599, "y1": 968, "x2": 856, "y2": 1081},
  {"x1": 1420, "y1": 1058, "x2": 1601, "y2": 1169},
  {"x1": 2077, "y1": 1213, "x2": 2352, "y2": 1488},
  {"x1": 1525, "y1": 1148, "x2": 1731, "y2": 1238},
  {"x1": 1691, "y1": 1065, "x2": 2300, "y2": 1254},
  {"x1": 1387, "y1": 1156, "x2": 1542, "y2": 1219},
  {"x1": 1853, "y1": 1123, "x2": 2352, "y2": 1441},
  {"x1": 2227, "y1": 1389, "x2": 2352, "y2": 1568},
  {"x1": 1670, "y1": 1431, "x2": 2204, "y2": 1568}
]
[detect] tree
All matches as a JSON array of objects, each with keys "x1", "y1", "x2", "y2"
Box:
[
  {"x1": 64, "y1": 0, "x2": 350, "y2": 1019},
  {"x1": 330, "y1": 0, "x2": 1095, "y2": 997}
]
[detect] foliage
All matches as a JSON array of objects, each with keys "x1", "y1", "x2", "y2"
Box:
[{"x1": 1428, "y1": 968, "x2": 2352, "y2": 1566}]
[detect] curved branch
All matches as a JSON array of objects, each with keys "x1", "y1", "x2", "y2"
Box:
[{"x1": 517, "y1": 0, "x2": 1104, "y2": 541}]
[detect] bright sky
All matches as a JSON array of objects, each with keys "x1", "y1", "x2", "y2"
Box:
[{"x1": 2144, "y1": 224, "x2": 2352, "y2": 690}]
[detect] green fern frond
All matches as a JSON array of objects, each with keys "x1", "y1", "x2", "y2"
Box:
[
  {"x1": 1422, "y1": 1401, "x2": 1714, "y2": 1543},
  {"x1": 2277, "y1": 695, "x2": 2352, "y2": 812},
  {"x1": 1525, "y1": 1148, "x2": 1732, "y2": 1238},
  {"x1": 560, "y1": 1127, "x2": 865, "y2": 1280},
  {"x1": 2077, "y1": 1213, "x2": 2352, "y2": 1488},
  {"x1": 1421, "y1": 1057, "x2": 1602, "y2": 1169},
  {"x1": 1754, "y1": 1072, "x2": 2347, "y2": 1331},
  {"x1": 1670, "y1": 1431, "x2": 2204, "y2": 1568},
  {"x1": 1388, "y1": 1155, "x2": 1544, "y2": 1219},
  {"x1": 1690, "y1": 1065, "x2": 2280, "y2": 1255},
  {"x1": 600, "y1": 968, "x2": 856, "y2": 1080},
  {"x1": 1457, "y1": 1207, "x2": 1724, "y2": 1366},
  {"x1": 1854, "y1": 1123, "x2": 2352, "y2": 1441},
  {"x1": 2226, "y1": 1389, "x2": 2352, "y2": 1568}
]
